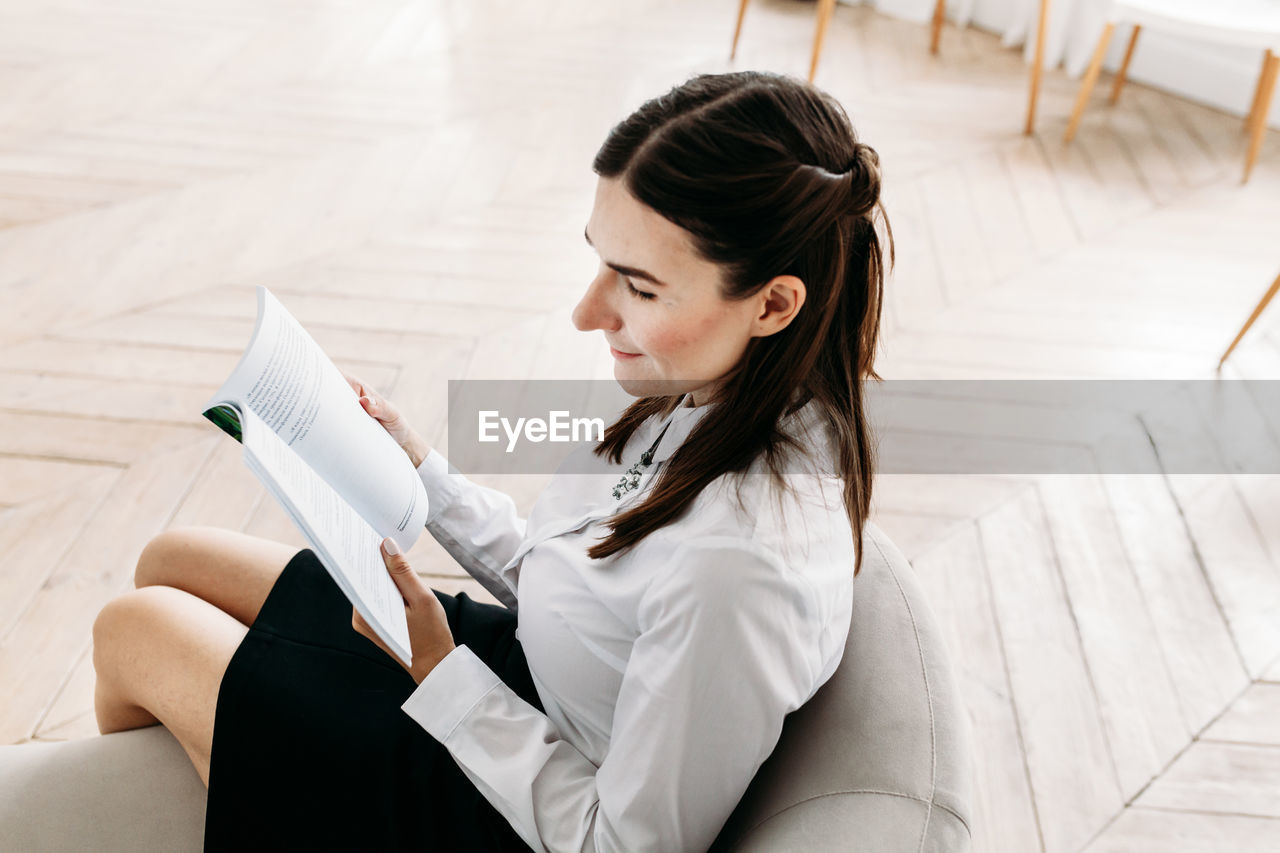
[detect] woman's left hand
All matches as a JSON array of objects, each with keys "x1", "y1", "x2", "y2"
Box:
[{"x1": 352, "y1": 538, "x2": 456, "y2": 685}]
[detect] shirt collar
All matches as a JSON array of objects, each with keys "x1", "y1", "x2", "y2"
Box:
[
  {"x1": 642, "y1": 388, "x2": 825, "y2": 467},
  {"x1": 648, "y1": 394, "x2": 713, "y2": 465}
]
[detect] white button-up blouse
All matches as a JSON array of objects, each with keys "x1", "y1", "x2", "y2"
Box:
[{"x1": 400, "y1": 393, "x2": 857, "y2": 853}]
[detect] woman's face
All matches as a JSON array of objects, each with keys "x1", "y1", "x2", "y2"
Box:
[{"x1": 573, "y1": 177, "x2": 802, "y2": 406}]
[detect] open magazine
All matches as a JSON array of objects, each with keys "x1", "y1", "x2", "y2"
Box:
[{"x1": 202, "y1": 286, "x2": 429, "y2": 667}]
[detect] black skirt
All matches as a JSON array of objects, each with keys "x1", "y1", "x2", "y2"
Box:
[{"x1": 204, "y1": 548, "x2": 542, "y2": 852}]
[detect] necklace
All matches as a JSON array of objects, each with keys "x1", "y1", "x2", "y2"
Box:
[{"x1": 612, "y1": 419, "x2": 673, "y2": 500}]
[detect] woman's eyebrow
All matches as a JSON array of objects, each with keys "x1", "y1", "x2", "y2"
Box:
[{"x1": 584, "y1": 226, "x2": 668, "y2": 287}]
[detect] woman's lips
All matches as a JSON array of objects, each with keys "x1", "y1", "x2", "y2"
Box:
[{"x1": 609, "y1": 346, "x2": 642, "y2": 359}]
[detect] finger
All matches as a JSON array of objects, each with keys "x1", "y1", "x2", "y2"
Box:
[
  {"x1": 353, "y1": 385, "x2": 382, "y2": 414},
  {"x1": 381, "y1": 538, "x2": 425, "y2": 605},
  {"x1": 362, "y1": 394, "x2": 401, "y2": 428}
]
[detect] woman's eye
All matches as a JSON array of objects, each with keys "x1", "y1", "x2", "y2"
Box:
[{"x1": 624, "y1": 278, "x2": 656, "y2": 301}]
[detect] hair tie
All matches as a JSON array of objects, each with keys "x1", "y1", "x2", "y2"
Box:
[{"x1": 844, "y1": 144, "x2": 880, "y2": 218}]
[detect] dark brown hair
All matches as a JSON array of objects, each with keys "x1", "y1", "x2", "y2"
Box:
[{"x1": 586, "y1": 70, "x2": 891, "y2": 576}]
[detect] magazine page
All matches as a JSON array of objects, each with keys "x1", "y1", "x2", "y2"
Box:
[
  {"x1": 237, "y1": 404, "x2": 412, "y2": 666},
  {"x1": 203, "y1": 285, "x2": 428, "y2": 553}
]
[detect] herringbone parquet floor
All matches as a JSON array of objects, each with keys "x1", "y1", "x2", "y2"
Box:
[{"x1": 1, "y1": 1, "x2": 1278, "y2": 851}]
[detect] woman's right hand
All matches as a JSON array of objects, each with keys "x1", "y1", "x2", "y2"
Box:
[{"x1": 344, "y1": 373, "x2": 432, "y2": 468}]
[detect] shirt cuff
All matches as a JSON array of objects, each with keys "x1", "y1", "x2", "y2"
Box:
[
  {"x1": 416, "y1": 448, "x2": 461, "y2": 526},
  {"x1": 401, "y1": 643, "x2": 502, "y2": 742}
]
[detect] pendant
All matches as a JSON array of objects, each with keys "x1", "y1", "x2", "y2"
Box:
[
  {"x1": 612, "y1": 418, "x2": 670, "y2": 501},
  {"x1": 612, "y1": 449, "x2": 654, "y2": 500}
]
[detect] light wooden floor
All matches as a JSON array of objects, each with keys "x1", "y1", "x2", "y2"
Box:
[{"x1": 2, "y1": 1, "x2": 1279, "y2": 850}]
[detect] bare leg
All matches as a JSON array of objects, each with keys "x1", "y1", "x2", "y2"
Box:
[
  {"x1": 94, "y1": 672, "x2": 160, "y2": 731},
  {"x1": 92, "y1": 586, "x2": 249, "y2": 787},
  {"x1": 133, "y1": 526, "x2": 301, "y2": 626}
]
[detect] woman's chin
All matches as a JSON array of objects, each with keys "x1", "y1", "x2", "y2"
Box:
[
  {"x1": 613, "y1": 375, "x2": 656, "y2": 398},
  {"x1": 613, "y1": 368, "x2": 690, "y2": 399}
]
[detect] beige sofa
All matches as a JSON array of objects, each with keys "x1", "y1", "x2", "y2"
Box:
[{"x1": 0, "y1": 522, "x2": 973, "y2": 851}]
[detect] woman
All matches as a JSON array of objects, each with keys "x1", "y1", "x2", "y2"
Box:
[{"x1": 91, "y1": 69, "x2": 891, "y2": 853}]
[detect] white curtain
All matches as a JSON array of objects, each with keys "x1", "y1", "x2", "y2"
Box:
[
  {"x1": 997, "y1": 0, "x2": 1114, "y2": 78},
  {"x1": 853, "y1": 0, "x2": 1116, "y2": 78}
]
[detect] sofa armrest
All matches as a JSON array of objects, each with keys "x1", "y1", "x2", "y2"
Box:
[
  {"x1": 0, "y1": 726, "x2": 206, "y2": 852},
  {"x1": 727, "y1": 791, "x2": 971, "y2": 853}
]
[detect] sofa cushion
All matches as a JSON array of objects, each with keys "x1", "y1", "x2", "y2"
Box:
[{"x1": 710, "y1": 522, "x2": 974, "y2": 851}]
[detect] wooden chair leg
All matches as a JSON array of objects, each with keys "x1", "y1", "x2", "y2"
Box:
[
  {"x1": 1109, "y1": 24, "x2": 1140, "y2": 105},
  {"x1": 1219, "y1": 269, "x2": 1280, "y2": 368},
  {"x1": 1023, "y1": 0, "x2": 1051, "y2": 135},
  {"x1": 809, "y1": 0, "x2": 838, "y2": 82},
  {"x1": 931, "y1": 0, "x2": 945, "y2": 56},
  {"x1": 1065, "y1": 22, "x2": 1116, "y2": 143},
  {"x1": 730, "y1": 0, "x2": 751, "y2": 60},
  {"x1": 1243, "y1": 52, "x2": 1279, "y2": 183},
  {"x1": 1245, "y1": 49, "x2": 1273, "y2": 136}
]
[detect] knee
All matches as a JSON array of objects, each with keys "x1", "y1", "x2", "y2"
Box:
[
  {"x1": 92, "y1": 592, "x2": 143, "y2": 677},
  {"x1": 93, "y1": 589, "x2": 171, "y2": 653},
  {"x1": 94, "y1": 581, "x2": 194, "y2": 676},
  {"x1": 134, "y1": 526, "x2": 207, "y2": 589}
]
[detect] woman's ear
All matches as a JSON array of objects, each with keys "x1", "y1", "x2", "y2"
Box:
[{"x1": 753, "y1": 275, "x2": 806, "y2": 337}]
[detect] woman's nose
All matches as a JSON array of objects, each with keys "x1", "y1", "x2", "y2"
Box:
[{"x1": 571, "y1": 271, "x2": 620, "y2": 333}]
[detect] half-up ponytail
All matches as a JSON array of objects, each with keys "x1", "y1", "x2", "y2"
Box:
[{"x1": 844, "y1": 142, "x2": 883, "y2": 220}]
